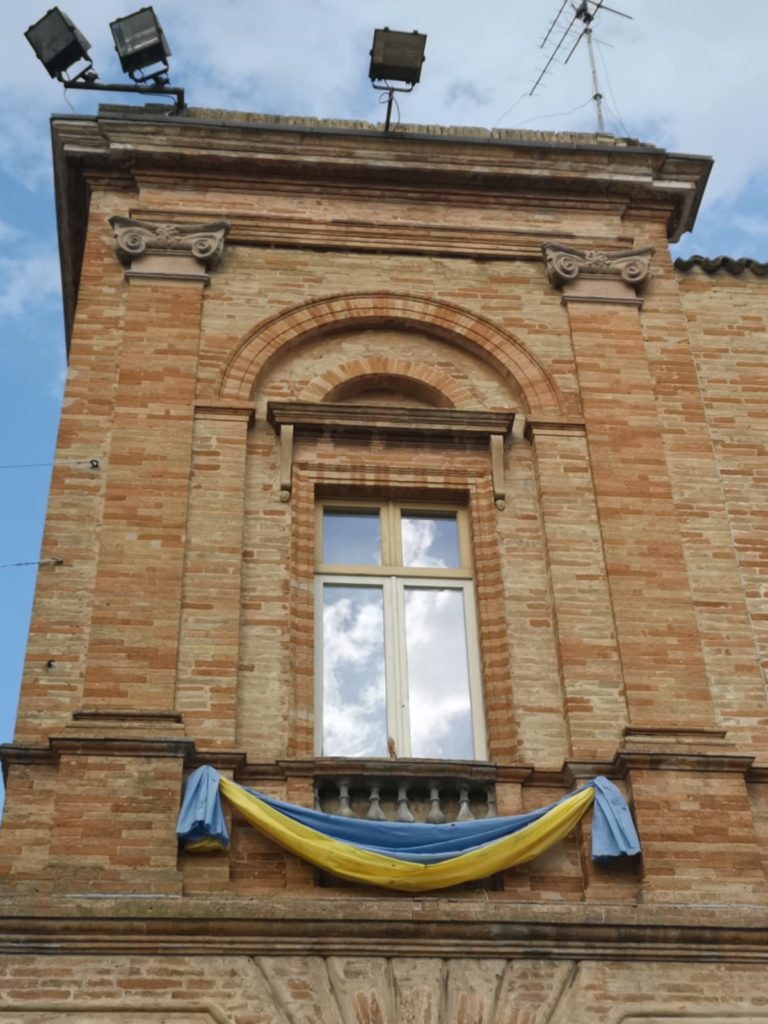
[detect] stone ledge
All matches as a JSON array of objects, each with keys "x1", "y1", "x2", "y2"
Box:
[
  {"x1": 615, "y1": 751, "x2": 754, "y2": 774},
  {"x1": 1, "y1": 896, "x2": 768, "y2": 961},
  {"x1": 49, "y1": 737, "x2": 195, "y2": 759},
  {"x1": 267, "y1": 401, "x2": 515, "y2": 442}
]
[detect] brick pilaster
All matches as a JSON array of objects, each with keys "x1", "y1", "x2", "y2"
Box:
[
  {"x1": 530, "y1": 421, "x2": 629, "y2": 760},
  {"x1": 80, "y1": 274, "x2": 206, "y2": 709},
  {"x1": 175, "y1": 404, "x2": 253, "y2": 746},
  {"x1": 547, "y1": 252, "x2": 715, "y2": 730}
]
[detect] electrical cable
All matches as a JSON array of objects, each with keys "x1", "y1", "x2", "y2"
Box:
[
  {"x1": 392, "y1": 93, "x2": 401, "y2": 130},
  {"x1": 595, "y1": 40, "x2": 630, "y2": 137},
  {"x1": 603, "y1": 99, "x2": 625, "y2": 138},
  {"x1": 509, "y1": 96, "x2": 593, "y2": 130},
  {"x1": 0, "y1": 458, "x2": 99, "y2": 471},
  {"x1": 0, "y1": 558, "x2": 63, "y2": 570},
  {"x1": 492, "y1": 89, "x2": 531, "y2": 129},
  {"x1": 61, "y1": 84, "x2": 76, "y2": 113}
]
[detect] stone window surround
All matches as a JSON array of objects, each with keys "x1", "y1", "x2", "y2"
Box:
[{"x1": 271, "y1": 407, "x2": 518, "y2": 764}]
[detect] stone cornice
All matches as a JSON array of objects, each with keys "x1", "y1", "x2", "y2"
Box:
[
  {"x1": 543, "y1": 241, "x2": 654, "y2": 296},
  {"x1": 1, "y1": 897, "x2": 768, "y2": 961},
  {"x1": 6, "y1": 743, "x2": 761, "y2": 783},
  {"x1": 267, "y1": 402, "x2": 515, "y2": 504},
  {"x1": 267, "y1": 401, "x2": 515, "y2": 443},
  {"x1": 52, "y1": 111, "x2": 711, "y2": 347},
  {"x1": 131, "y1": 204, "x2": 632, "y2": 263}
]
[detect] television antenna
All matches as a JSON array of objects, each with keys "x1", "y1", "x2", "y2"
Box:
[{"x1": 530, "y1": 1, "x2": 632, "y2": 133}]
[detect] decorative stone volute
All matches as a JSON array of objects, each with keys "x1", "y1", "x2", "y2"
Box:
[
  {"x1": 108, "y1": 216, "x2": 229, "y2": 281},
  {"x1": 542, "y1": 241, "x2": 654, "y2": 304}
]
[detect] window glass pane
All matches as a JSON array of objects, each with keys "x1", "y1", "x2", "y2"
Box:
[
  {"x1": 322, "y1": 584, "x2": 388, "y2": 757},
  {"x1": 323, "y1": 510, "x2": 381, "y2": 565},
  {"x1": 403, "y1": 587, "x2": 474, "y2": 759},
  {"x1": 401, "y1": 513, "x2": 460, "y2": 568}
]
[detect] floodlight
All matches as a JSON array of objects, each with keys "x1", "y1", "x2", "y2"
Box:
[
  {"x1": 25, "y1": 7, "x2": 94, "y2": 82},
  {"x1": 26, "y1": 4, "x2": 185, "y2": 112},
  {"x1": 368, "y1": 28, "x2": 427, "y2": 132},
  {"x1": 110, "y1": 7, "x2": 170, "y2": 84},
  {"x1": 369, "y1": 28, "x2": 426, "y2": 86}
]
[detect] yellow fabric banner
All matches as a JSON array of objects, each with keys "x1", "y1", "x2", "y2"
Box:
[{"x1": 219, "y1": 777, "x2": 595, "y2": 892}]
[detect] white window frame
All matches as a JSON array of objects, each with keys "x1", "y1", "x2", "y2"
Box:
[{"x1": 314, "y1": 501, "x2": 487, "y2": 760}]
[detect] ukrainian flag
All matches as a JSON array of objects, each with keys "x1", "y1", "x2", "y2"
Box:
[{"x1": 177, "y1": 766, "x2": 640, "y2": 892}]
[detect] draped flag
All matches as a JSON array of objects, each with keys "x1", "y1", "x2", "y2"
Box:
[{"x1": 177, "y1": 765, "x2": 640, "y2": 892}]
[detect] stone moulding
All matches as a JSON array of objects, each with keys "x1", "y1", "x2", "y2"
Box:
[
  {"x1": 2, "y1": 899, "x2": 768, "y2": 960},
  {"x1": 542, "y1": 241, "x2": 654, "y2": 295},
  {"x1": 266, "y1": 401, "x2": 515, "y2": 506},
  {"x1": 108, "y1": 215, "x2": 229, "y2": 269}
]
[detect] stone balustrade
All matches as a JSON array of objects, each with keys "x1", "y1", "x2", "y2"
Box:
[{"x1": 314, "y1": 772, "x2": 498, "y2": 823}]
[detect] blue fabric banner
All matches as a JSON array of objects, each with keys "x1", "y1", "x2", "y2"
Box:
[{"x1": 177, "y1": 766, "x2": 640, "y2": 867}]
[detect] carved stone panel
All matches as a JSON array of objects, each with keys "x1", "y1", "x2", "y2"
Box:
[
  {"x1": 542, "y1": 241, "x2": 654, "y2": 304},
  {"x1": 108, "y1": 216, "x2": 229, "y2": 282}
]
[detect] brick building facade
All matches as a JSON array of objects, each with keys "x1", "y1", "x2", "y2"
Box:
[{"x1": 1, "y1": 106, "x2": 768, "y2": 1021}]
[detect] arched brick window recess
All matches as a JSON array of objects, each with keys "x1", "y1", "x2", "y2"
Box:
[
  {"x1": 226, "y1": 294, "x2": 564, "y2": 769},
  {"x1": 297, "y1": 356, "x2": 479, "y2": 410},
  {"x1": 218, "y1": 292, "x2": 564, "y2": 415}
]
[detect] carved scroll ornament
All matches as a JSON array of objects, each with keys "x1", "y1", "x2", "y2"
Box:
[
  {"x1": 109, "y1": 216, "x2": 229, "y2": 269},
  {"x1": 542, "y1": 242, "x2": 654, "y2": 295}
]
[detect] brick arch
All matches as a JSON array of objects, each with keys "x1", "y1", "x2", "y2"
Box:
[
  {"x1": 218, "y1": 293, "x2": 563, "y2": 413},
  {"x1": 299, "y1": 357, "x2": 476, "y2": 409}
]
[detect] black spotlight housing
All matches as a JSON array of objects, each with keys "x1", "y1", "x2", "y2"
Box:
[
  {"x1": 110, "y1": 6, "x2": 170, "y2": 82},
  {"x1": 369, "y1": 28, "x2": 427, "y2": 85},
  {"x1": 25, "y1": 7, "x2": 92, "y2": 80}
]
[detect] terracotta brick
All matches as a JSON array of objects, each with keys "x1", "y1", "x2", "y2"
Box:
[{"x1": 2, "y1": 109, "x2": 768, "y2": 1020}]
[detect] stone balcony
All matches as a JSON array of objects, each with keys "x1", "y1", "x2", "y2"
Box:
[{"x1": 313, "y1": 759, "x2": 498, "y2": 823}]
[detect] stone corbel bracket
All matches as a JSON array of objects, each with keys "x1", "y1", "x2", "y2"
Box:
[
  {"x1": 109, "y1": 215, "x2": 229, "y2": 283},
  {"x1": 543, "y1": 242, "x2": 654, "y2": 306},
  {"x1": 267, "y1": 402, "x2": 515, "y2": 508}
]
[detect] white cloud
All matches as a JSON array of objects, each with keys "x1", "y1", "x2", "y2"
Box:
[
  {"x1": 2, "y1": 0, "x2": 766, "y2": 219},
  {"x1": 402, "y1": 516, "x2": 459, "y2": 568},
  {"x1": 0, "y1": 250, "x2": 61, "y2": 320},
  {"x1": 0, "y1": 0, "x2": 765, "y2": 252},
  {"x1": 404, "y1": 588, "x2": 474, "y2": 760},
  {"x1": 322, "y1": 589, "x2": 387, "y2": 757}
]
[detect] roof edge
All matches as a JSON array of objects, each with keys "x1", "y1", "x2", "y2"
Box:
[{"x1": 675, "y1": 255, "x2": 768, "y2": 277}]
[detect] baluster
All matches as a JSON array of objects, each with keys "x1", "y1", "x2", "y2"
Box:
[
  {"x1": 337, "y1": 778, "x2": 356, "y2": 817},
  {"x1": 395, "y1": 783, "x2": 415, "y2": 823},
  {"x1": 456, "y1": 784, "x2": 475, "y2": 821},
  {"x1": 485, "y1": 785, "x2": 498, "y2": 818},
  {"x1": 367, "y1": 783, "x2": 387, "y2": 820},
  {"x1": 313, "y1": 782, "x2": 321, "y2": 812},
  {"x1": 426, "y1": 783, "x2": 446, "y2": 824}
]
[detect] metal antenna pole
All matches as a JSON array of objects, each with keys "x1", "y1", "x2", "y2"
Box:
[
  {"x1": 584, "y1": 25, "x2": 605, "y2": 132},
  {"x1": 530, "y1": 0, "x2": 632, "y2": 133}
]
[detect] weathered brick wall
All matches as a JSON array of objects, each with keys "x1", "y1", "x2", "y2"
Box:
[
  {"x1": 678, "y1": 268, "x2": 768, "y2": 753},
  {"x1": 12, "y1": 193, "x2": 130, "y2": 745},
  {"x1": 2, "y1": 115, "x2": 768, "y2": 1018},
  {"x1": 0, "y1": 953, "x2": 767, "y2": 1021}
]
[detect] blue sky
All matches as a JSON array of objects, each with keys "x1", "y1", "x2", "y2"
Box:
[{"x1": 2, "y1": 0, "x2": 768, "y2": 813}]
